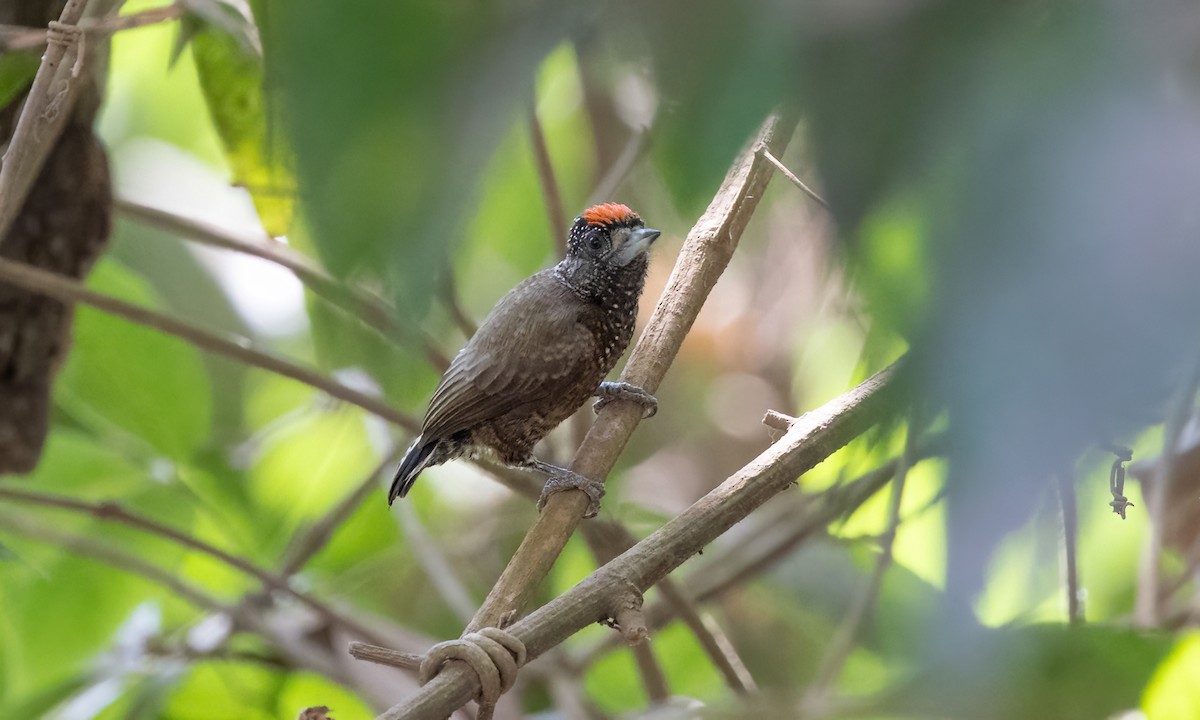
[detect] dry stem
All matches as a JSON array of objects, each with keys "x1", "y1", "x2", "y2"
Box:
[
  {"x1": 0, "y1": 0, "x2": 90, "y2": 247},
  {"x1": 0, "y1": 257, "x2": 420, "y2": 432},
  {"x1": 382, "y1": 361, "x2": 898, "y2": 718},
  {"x1": 117, "y1": 198, "x2": 450, "y2": 370},
  {"x1": 464, "y1": 115, "x2": 796, "y2": 636}
]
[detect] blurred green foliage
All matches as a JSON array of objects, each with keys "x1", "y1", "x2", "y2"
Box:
[{"x1": 1, "y1": 0, "x2": 1199, "y2": 718}]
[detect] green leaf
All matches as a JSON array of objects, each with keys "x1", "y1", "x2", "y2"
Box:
[
  {"x1": 0, "y1": 52, "x2": 37, "y2": 109},
  {"x1": 56, "y1": 261, "x2": 214, "y2": 461},
  {"x1": 191, "y1": 26, "x2": 294, "y2": 236},
  {"x1": 266, "y1": 0, "x2": 573, "y2": 310},
  {"x1": 1143, "y1": 632, "x2": 1200, "y2": 719}
]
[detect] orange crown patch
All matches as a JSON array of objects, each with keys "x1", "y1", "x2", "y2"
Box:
[{"x1": 581, "y1": 202, "x2": 639, "y2": 227}]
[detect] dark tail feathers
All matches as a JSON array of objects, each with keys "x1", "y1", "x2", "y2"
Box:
[{"x1": 389, "y1": 436, "x2": 436, "y2": 505}]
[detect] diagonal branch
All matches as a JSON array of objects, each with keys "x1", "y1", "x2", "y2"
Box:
[
  {"x1": 116, "y1": 198, "x2": 450, "y2": 371},
  {"x1": 0, "y1": 257, "x2": 421, "y2": 432},
  {"x1": 383, "y1": 361, "x2": 900, "y2": 718},
  {"x1": 0, "y1": 485, "x2": 390, "y2": 646},
  {"x1": 0, "y1": 0, "x2": 90, "y2": 247},
  {"x1": 528, "y1": 106, "x2": 568, "y2": 256},
  {"x1": 464, "y1": 114, "x2": 797, "y2": 634}
]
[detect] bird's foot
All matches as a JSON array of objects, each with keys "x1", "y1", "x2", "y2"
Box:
[
  {"x1": 593, "y1": 381, "x2": 658, "y2": 418},
  {"x1": 536, "y1": 470, "x2": 606, "y2": 519}
]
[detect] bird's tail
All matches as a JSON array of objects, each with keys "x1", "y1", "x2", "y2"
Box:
[{"x1": 389, "y1": 436, "x2": 436, "y2": 505}]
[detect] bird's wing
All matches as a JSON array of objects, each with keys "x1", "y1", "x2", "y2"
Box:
[{"x1": 421, "y1": 271, "x2": 597, "y2": 440}]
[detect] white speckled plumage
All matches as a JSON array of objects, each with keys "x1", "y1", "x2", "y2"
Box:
[{"x1": 389, "y1": 205, "x2": 659, "y2": 504}]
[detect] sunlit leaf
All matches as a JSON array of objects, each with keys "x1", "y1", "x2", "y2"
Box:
[{"x1": 191, "y1": 26, "x2": 294, "y2": 235}]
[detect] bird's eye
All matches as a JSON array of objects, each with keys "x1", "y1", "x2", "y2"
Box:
[{"x1": 588, "y1": 235, "x2": 604, "y2": 251}]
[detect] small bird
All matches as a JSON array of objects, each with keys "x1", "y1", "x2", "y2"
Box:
[{"x1": 389, "y1": 203, "x2": 661, "y2": 517}]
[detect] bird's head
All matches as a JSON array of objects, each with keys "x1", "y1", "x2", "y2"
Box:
[
  {"x1": 556, "y1": 203, "x2": 660, "y2": 302},
  {"x1": 565, "y1": 203, "x2": 661, "y2": 268}
]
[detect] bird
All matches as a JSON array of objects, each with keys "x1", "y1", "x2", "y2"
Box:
[{"x1": 388, "y1": 203, "x2": 661, "y2": 517}]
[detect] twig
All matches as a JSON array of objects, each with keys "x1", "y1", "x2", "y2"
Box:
[
  {"x1": 0, "y1": 257, "x2": 421, "y2": 433},
  {"x1": 580, "y1": 517, "x2": 755, "y2": 693},
  {"x1": 1136, "y1": 355, "x2": 1200, "y2": 627},
  {"x1": 0, "y1": 3, "x2": 184, "y2": 51},
  {"x1": 0, "y1": 486, "x2": 389, "y2": 646},
  {"x1": 802, "y1": 407, "x2": 918, "y2": 711},
  {"x1": 588, "y1": 127, "x2": 648, "y2": 206},
  {"x1": 1055, "y1": 468, "x2": 1082, "y2": 624},
  {"x1": 630, "y1": 641, "x2": 669, "y2": 704},
  {"x1": 0, "y1": 0, "x2": 90, "y2": 248},
  {"x1": 349, "y1": 641, "x2": 424, "y2": 671},
  {"x1": 576, "y1": 435, "x2": 945, "y2": 668},
  {"x1": 280, "y1": 449, "x2": 404, "y2": 576},
  {"x1": 442, "y1": 271, "x2": 477, "y2": 339},
  {"x1": 465, "y1": 114, "x2": 797, "y2": 635},
  {"x1": 0, "y1": 508, "x2": 228, "y2": 613},
  {"x1": 759, "y1": 148, "x2": 829, "y2": 211},
  {"x1": 381, "y1": 361, "x2": 899, "y2": 718},
  {"x1": 396, "y1": 502, "x2": 478, "y2": 625},
  {"x1": 697, "y1": 612, "x2": 758, "y2": 692},
  {"x1": 528, "y1": 106, "x2": 568, "y2": 256},
  {"x1": 116, "y1": 198, "x2": 450, "y2": 371}
]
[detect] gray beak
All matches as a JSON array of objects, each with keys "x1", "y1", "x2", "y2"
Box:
[{"x1": 614, "y1": 227, "x2": 661, "y2": 266}]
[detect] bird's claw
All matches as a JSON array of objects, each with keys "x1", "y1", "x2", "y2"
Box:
[
  {"x1": 537, "y1": 471, "x2": 606, "y2": 518},
  {"x1": 593, "y1": 381, "x2": 658, "y2": 419}
]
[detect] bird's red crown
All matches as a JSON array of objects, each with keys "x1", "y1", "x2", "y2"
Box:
[{"x1": 581, "y1": 203, "x2": 640, "y2": 227}]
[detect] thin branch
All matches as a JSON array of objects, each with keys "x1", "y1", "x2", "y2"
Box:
[
  {"x1": 1055, "y1": 467, "x2": 1083, "y2": 625},
  {"x1": 1136, "y1": 354, "x2": 1200, "y2": 627},
  {"x1": 0, "y1": 257, "x2": 421, "y2": 433},
  {"x1": 0, "y1": 486, "x2": 391, "y2": 646},
  {"x1": 0, "y1": 508, "x2": 229, "y2": 613},
  {"x1": 802, "y1": 408, "x2": 919, "y2": 711},
  {"x1": 396, "y1": 502, "x2": 478, "y2": 625},
  {"x1": 760, "y1": 148, "x2": 830, "y2": 211},
  {"x1": 116, "y1": 198, "x2": 450, "y2": 371},
  {"x1": 0, "y1": 0, "x2": 90, "y2": 248},
  {"x1": 0, "y1": 3, "x2": 184, "y2": 52},
  {"x1": 575, "y1": 436, "x2": 945, "y2": 668},
  {"x1": 588, "y1": 127, "x2": 648, "y2": 206},
  {"x1": 464, "y1": 114, "x2": 798, "y2": 636},
  {"x1": 528, "y1": 106, "x2": 568, "y2": 256},
  {"x1": 382, "y1": 361, "x2": 899, "y2": 718},
  {"x1": 580, "y1": 518, "x2": 755, "y2": 694},
  {"x1": 280, "y1": 448, "x2": 404, "y2": 576},
  {"x1": 442, "y1": 271, "x2": 478, "y2": 339}
]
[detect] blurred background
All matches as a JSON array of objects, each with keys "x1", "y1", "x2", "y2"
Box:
[{"x1": 2, "y1": 0, "x2": 1200, "y2": 718}]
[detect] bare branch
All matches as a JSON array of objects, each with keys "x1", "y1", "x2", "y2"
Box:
[
  {"x1": 382, "y1": 361, "x2": 899, "y2": 718},
  {"x1": 588, "y1": 127, "x2": 648, "y2": 206},
  {"x1": 1055, "y1": 467, "x2": 1083, "y2": 624},
  {"x1": 0, "y1": 257, "x2": 421, "y2": 432},
  {"x1": 465, "y1": 115, "x2": 798, "y2": 635},
  {"x1": 760, "y1": 148, "x2": 829, "y2": 211},
  {"x1": 802, "y1": 406, "x2": 919, "y2": 710},
  {"x1": 396, "y1": 501, "x2": 478, "y2": 625},
  {"x1": 575, "y1": 434, "x2": 944, "y2": 668},
  {"x1": 117, "y1": 198, "x2": 451, "y2": 371},
  {"x1": 0, "y1": 507, "x2": 229, "y2": 612},
  {"x1": 528, "y1": 106, "x2": 568, "y2": 256},
  {"x1": 349, "y1": 642, "x2": 424, "y2": 671},
  {"x1": 280, "y1": 448, "x2": 404, "y2": 576},
  {"x1": 0, "y1": 0, "x2": 91, "y2": 247},
  {"x1": 0, "y1": 485, "x2": 390, "y2": 645},
  {"x1": 441, "y1": 270, "x2": 478, "y2": 340},
  {"x1": 0, "y1": 3, "x2": 184, "y2": 52}
]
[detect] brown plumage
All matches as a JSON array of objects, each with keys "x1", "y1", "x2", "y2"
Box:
[{"x1": 389, "y1": 203, "x2": 660, "y2": 514}]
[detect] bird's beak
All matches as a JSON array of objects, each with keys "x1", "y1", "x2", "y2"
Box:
[{"x1": 613, "y1": 227, "x2": 661, "y2": 266}]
